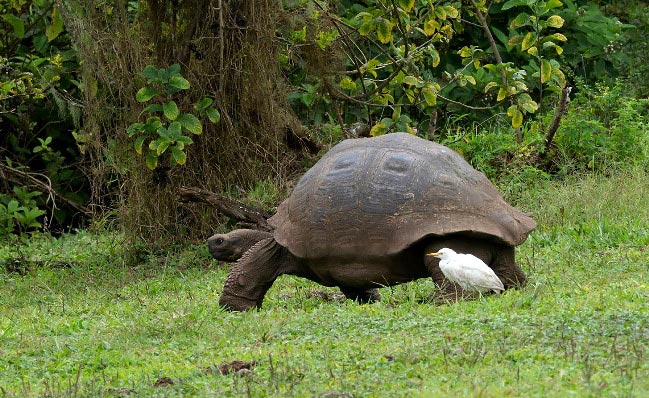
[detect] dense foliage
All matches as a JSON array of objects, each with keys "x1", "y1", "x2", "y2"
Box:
[{"x1": 1, "y1": 0, "x2": 647, "y2": 240}]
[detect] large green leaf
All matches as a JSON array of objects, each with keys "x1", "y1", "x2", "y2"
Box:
[
  {"x1": 162, "y1": 101, "x2": 179, "y2": 121},
  {"x1": 141, "y1": 65, "x2": 160, "y2": 80},
  {"x1": 134, "y1": 135, "x2": 147, "y2": 155},
  {"x1": 421, "y1": 87, "x2": 437, "y2": 106},
  {"x1": 521, "y1": 32, "x2": 535, "y2": 51},
  {"x1": 205, "y1": 108, "x2": 220, "y2": 124},
  {"x1": 507, "y1": 105, "x2": 523, "y2": 128},
  {"x1": 545, "y1": 15, "x2": 565, "y2": 28},
  {"x1": 177, "y1": 114, "x2": 202, "y2": 134},
  {"x1": 376, "y1": 18, "x2": 393, "y2": 44},
  {"x1": 167, "y1": 76, "x2": 190, "y2": 90},
  {"x1": 540, "y1": 59, "x2": 552, "y2": 84},
  {"x1": 397, "y1": 0, "x2": 415, "y2": 12},
  {"x1": 135, "y1": 87, "x2": 158, "y2": 102},
  {"x1": 146, "y1": 151, "x2": 158, "y2": 170},
  {"x1": 171, "y1": 146, "x2": 187, "y2": 165},
  {"x1": 502, "y1": 0, "x2": 532, "y2": 11},
  {"x1": 45, "y1": 7, "x2": 64, "y2": 42},
  {"x1": 2, "y1": 14, "x2": 25, "y2": 39}
]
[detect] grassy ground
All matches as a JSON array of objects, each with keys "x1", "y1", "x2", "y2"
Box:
[{"x1": 1, "y1": 168, "x2": 647, "y2": 397}]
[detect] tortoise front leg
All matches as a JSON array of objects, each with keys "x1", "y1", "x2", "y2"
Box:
[{"x1": 219, "y1": 238, "x2": 288, "y2": 311}]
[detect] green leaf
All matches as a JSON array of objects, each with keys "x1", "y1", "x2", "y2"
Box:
[
  {"x1": 458, "y1": 46, "x2": 472, "y2": 58},
  {"x1": 156, "y1": 141, "x2": 170, "y2": 155},
  {"x1": 421, "y1": 87, "x2": 437, "y2": 106},
  {"x1": 502, "y1": 0, "x2": 531, "y2": 11},
  {"x1": 484, "y1": 81, "x2": 499, "y2": 93},
  {"x1": 430, "y1": 47, "x2": 440, "y2": 67},
  {"x1": 176, "y1": 136, "x2": 194, "y2": 145},
  {"x1": 166, "y1": 64, "x2": 182, "y2": 77},
  {"x1": 545, "y1": 15, "x2": 564, "y2": 28},
  {"x1": 142, "y1": 104, "x2": 163, "y2": 114},
  {"x1": 205, "y1": 108, "x2": 221, "y2": 124},
  {"x1": 507, "y1": 106, "x2": 523, "y2": 128},
  {"x1": 141, "y1": 65, "x2": 160, "y2": 80},
  {"x1": 359, "y1": 20, "x2": 375, "y2": 36},
  {"x1": 545, "y1": 33, "x2": 568, "y2": 42},
  {"x1": 162, "y1": 101, "x2": 180, "y2": 121},
  {"x1": 546, "y1": 0, "x2": 563, "y2": 10},
  {"x1": 167, "y1": 121, "x2": 183, "y2": 140},
  {"x1": 521, "y1": 32, "x2": 535, "y2": 51},
  {"x1": 397, "y1": 0, "x2": 415, "y2": 12},
  {"x1": 376, "y1": 18, "x2": 393, "y2": 44},
  {"x1": 527, "y1": 46, "x2": 538, "y2": 56},
  {"x1": 171, "y1": 146, "x2": 187, "y2": 165},
  {"x1": 177, "y1": 114, "x2": 203, "y2": 134},
  {"x1": 340, "y1": 77, "x2": 357, "y2": 91},
  {"x1": 134, "y1": 135, "x2": 147, "y2": 155},
  {"x1": 510, "y1": 13, "x2": 530, "y2": 29},
  {"x1": 443, "y1": 5, "x2": 459, "y2": 19},
  {"x1": 497, "y1": 87, "x2": 508, "y2": 102},
  {"x1": 167, "y1": 76, "x2": 190, "y2": 90},
  {"x1": 146, "y1": 151, "x2": 158, "y2": 170},
  {"x1": 194, "y1": 97, "x2": 214, "y2": 111},
  {"x1": 423, "y1": 17, "x2": 439, "y2": 36},
  {"x1": 127, "y1": 123, "x2": 145, "y2": 137},
  {"x1": 435, "y1": 7, "x2": 447, "y2": 20},
  {"x1": 2, "y1": 14, "x2": 25, "y2": 39},
  {"x1": 370, "y1": 118, "x2": 393, "y2": 136},
  {"x1": 136, "y1": 87, "x2": 158, "y2": 102},
  {"x1": 402, "y1": 76, "x2": 420, "y2": 86},
  {"x1": 540, "y1": 59, "x2": 552, "y2": 84},
  {"x1": 45, "y1": 8, "x2": 64, "y2": 42},
  {"x1": 518, "y1": 94, "x2": 539, "y2": 113},
  {"x1": 543, "y1": 41, "x2": 564, "y2": 55}
]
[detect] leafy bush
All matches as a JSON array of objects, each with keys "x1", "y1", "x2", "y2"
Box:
[
  {"x1": 554, "y1": 82, "x2": 649, "y2": 173},
  {"x1": 127, "y1": 64, "x2": 220, "y2": 170},
  {"x1": 1, "y1": 0, "x2": 87, "y2": 231},
  {"x1": 0, "y1": 188, "x2": 46, "y2": 236}
]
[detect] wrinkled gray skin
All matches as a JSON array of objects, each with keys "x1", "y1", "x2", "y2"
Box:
[
  {"x1": 210, "y1": 229, "x2": 526, "y2": 311},
  {"x1": 207, "y1": 229, "x2": 382, "y2": 303},
  {"x1": 207, "y1": 229, "x2": 273, "y2": 263}
]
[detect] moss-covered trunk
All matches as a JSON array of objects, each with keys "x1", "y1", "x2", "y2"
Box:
[{"x1": 62, "y1": 0, "x2": 302, "y2": 245}]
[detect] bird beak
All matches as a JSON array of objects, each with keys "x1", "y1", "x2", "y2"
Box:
[{"x1": 426, "y1": 252, "x2": 441, "y2": 258}]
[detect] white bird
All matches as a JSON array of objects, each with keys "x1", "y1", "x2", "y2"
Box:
[{"x1": 427, "y1": 248, "x2": 504, "y2": 294}]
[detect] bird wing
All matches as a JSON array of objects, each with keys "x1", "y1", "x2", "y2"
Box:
[{"x1": 454, "y1": 254, "x2": 505, "y2": 292}]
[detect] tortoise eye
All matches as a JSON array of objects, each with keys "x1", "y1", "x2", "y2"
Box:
[{"x1": 215, "y1": 238, "x2": 224, "y2": 245}]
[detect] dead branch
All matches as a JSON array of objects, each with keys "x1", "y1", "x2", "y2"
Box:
[
  {"x1": 177, "y1": 186, "x2": 273, "y2": 231},
  {"x1": 541, "y1": 86, "x2": 572, "y2": 160},
  {"x1": 0, "y1": 161, "x2": 92, "y2": 218}
]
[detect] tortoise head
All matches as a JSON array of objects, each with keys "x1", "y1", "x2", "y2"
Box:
[{"x1": 207, "y1": 229, "x2": 273, "y2": 262}]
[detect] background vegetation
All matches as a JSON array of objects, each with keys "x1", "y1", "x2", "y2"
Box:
[{"x1": 1, "y1": 0, "x2": 647, "y2": 244}]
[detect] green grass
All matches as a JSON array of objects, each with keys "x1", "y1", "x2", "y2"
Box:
[{"x1": 1, "y1": 168, "x2": 648, "y2": 397}]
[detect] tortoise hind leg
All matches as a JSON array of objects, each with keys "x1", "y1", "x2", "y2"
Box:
[
  {"x1": 339, "y1": 287, "x2": 381, "y2": 304},
  {"x1": 490, "y1": 244, "x2": 527, "y2": 289}
]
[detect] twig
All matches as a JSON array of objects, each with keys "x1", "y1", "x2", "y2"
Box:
[
  {"x1": 541, "y1": 86, "x2": 572, "y2": 159},
  {"x1": 0, "y1": 161, "x2": 92, "y2": 218},
  {"x1": 469, "y1": 0, "x2": 523, "y2": 142},
  {"x1": 177, "y1": 186, "x2": 272, "y2": 231}
]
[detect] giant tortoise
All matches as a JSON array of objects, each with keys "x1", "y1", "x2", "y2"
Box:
[{"x1": 208, "y1": 133, "x2": 536, "y2": 310}]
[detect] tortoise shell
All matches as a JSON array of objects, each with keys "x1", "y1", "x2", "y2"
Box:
[{"x1": 269, "y1": 133, "x2": 536, "y2": 260}]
